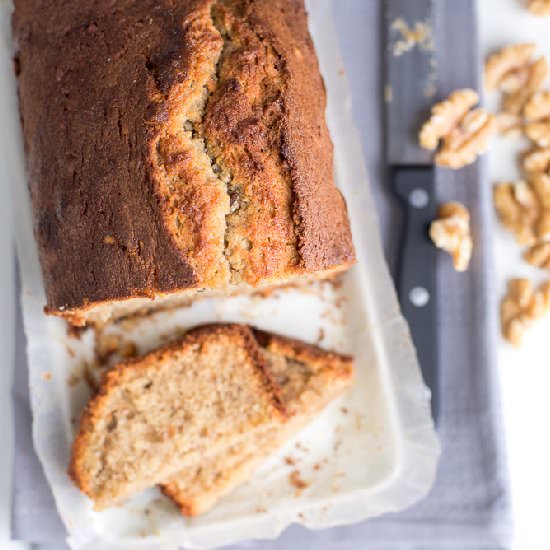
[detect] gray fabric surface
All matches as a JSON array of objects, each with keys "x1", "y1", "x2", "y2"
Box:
[{"x1": 11, "y1": 1, "x2": 511, "y2": 548}]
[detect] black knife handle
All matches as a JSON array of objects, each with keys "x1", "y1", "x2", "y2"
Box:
[{"x1": 392, "y1": 167, "x2": 439, "y2": 424}]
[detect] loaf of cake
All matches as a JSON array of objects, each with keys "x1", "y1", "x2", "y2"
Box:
[
  {"x1": 161, "y1": 329, "x2": 353, "y2": 516},
  {"x1": 68, "y1": 324, "x2": 353, "y2": 511},
  {"x1": 13, "y1": 0, "x2": 355, "y2": 326}
]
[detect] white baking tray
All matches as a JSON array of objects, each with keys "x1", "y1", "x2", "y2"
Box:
[{"x1": 2, "y1": 0, "x2": 440, "y2": 548}]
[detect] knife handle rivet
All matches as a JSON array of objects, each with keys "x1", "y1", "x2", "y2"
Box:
[
  {"x1": 409, "y1": 286, "x2": 430, "y2": 307},
  {"x1": 408, "y1": 188, "x2": 429, "y2": 209}
]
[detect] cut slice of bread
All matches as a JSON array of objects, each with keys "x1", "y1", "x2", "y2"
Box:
[
  {"x1": 160, "y1": 330, "x2": 354, "y2": 516},
  {"x1": 69, "y1": 325, "x2": 286, "y2": 510}
]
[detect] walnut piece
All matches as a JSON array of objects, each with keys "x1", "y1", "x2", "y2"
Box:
[
  {"x1": 502, "y1": 57, "x2": 549, "y2": 115},
  {"x1": 524, "y1": 242, "x2": 550, "y2": 269},
  {"x1": 525, "y1": 121, "x2": 550, "y2": 147},
  {"x1": 434, "y1": 109, "x2": 496, "y2": 169},
  {"x1": 419, "y1": 90, "x2": 496, "y2": 168},
  {"x1": 496, "y1": 112, "x2": 523, "y2": 137},
  {"x1": 531, "y1": 173, "x2": 550, "y2": 238},
  {"x1": 500, "y1": 278, "x2": 550, "y2": 346},
  {"x1": 419, "y1": 89, "x2": 479, "y2": 150},
  {"x1": 429, "y1": 202, "x2": 473, "y2": 271},
  {"x1": 527, "y1": 0, "x2": 550, "y2": 16},
  {"x1": 524, "y1": 91, "x2": 550, "y2": 121},
  {"x1": 523, "y1": 147, "x2": 550, "y2": 174},
  {"x1": 493, "y1": 180, "x2": 540, "y2": 245},
  {"x1": 485, "y1": 43, "x2": 537, "y2": 91}
]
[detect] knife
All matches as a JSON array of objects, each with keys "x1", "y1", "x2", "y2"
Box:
[{"x1": 383, "y1": 0, "x2": 439, "y2": 423}]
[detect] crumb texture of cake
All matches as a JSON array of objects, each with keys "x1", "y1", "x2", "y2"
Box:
[
  {"x1": 13, "y1": 0, "x2": 355, "y2": 326},
  {"x1": 161, "y1": 329, "x2": 353, "y2": 516},
  {"x1": 68, "y1": 325, "x2": 286, "y2": 510}
]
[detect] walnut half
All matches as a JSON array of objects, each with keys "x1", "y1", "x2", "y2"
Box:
[
  {"x1": 524, "y1": 242, "x2": 550, "y2": 269},
  {"x1": 501, "y1": 278, "x2": 550, "y2": 346},
  {"x1": 527, "y1": 0, "x2": 550, "y2": 16},
  {"x1": 524, "y1": 91, "x2": 550, "y2": 147},
  {"x1": 418, "y1": 90, "x2": 495, "y2": 169},
  {"x1": 435, "y1": 109, "x2": 496, "y2": 169},
  {"x1": 485, "y1": 43, "x2": 537, "y2": 91},
  {"x1": 493, "y1": 180, "x2": 540, "y2": 245},
  {"x1": 484, "y1": 43, "x2": 548, "y2": 115},
  {"x1": 522, "y1": 147, "x2": 550, "y2": 175},
  {"x1": 429, "y1": 202, "x2": 473, "y2": 272},
  {"x1": 418, "y1": 89, "x2": 479, "y2": 150}
]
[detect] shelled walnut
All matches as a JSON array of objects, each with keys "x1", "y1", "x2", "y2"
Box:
[
  {"x1": 484, "y1": 43, "x2": 548, "y2": 116},
  {"x1": 524, "y1": 91, "x2": 550, "y2": 147},
  {"x1": 524, "y1": 90, "x2": 550, "y2": 120},
  {"x1": 502, "y1": 57, "x2": 549, "y2": 115},
  {"x1": 500, "y1": 278, "x2": 550, "y2": 346},
  {"x1": 495, "y1": 112, "x2": 523, "y2": 137},
  {"x1": 418, "y1": 89, "x2": 495, "y2": 169},
  {"x1": 525, "y1": 122, "x2": 550, "y2": 147},
  {"x1": 531, "y1": 173, "x2": 550, "y2": 238},
  {"x1": 527, "y1": 0, "x2": 550, "y2": 16},
  {"x1": 493, "y1": 180, "x2": 540, "y2": 245},
  {"x1": 524, "y1": 242, "x2": 550, "y2": 269},
  {"x1": 435, "y1": 109, "x2": 496, "y2": 168},
  {"x1": 429, "y1": 202, "x2": 473, "y2": 272},
  {"x1": 522, "y1": 147, "x2": 550, "y2": 174},
  {"x1": 485, "y1": 43, "x2": 537, "y2": 91},
  {"x1": 419, "y1": 89, "x2": 479, "y2": 150}
]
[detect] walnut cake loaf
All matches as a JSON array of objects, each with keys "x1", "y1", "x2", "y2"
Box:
[
  {"x1": 13, "y1": 0, "x2": 355, "y2": 326},
  {"x1": 68, "y1": 324, "x2": 353, "y2": 511}
]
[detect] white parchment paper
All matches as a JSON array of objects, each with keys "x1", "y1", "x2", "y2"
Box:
[{"x1": 5, "y1": 0, "x2": 440, "y2": 548}]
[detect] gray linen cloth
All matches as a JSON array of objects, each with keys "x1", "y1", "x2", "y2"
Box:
[{"x1": 11, "y1": 1, "x2": 511, "y2": 548}]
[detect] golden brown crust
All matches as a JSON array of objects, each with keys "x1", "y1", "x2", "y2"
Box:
[
  {"x1": 13, "y1": 0, "x2": 355, "y2": 325},
  {"x1": 68, "y1": 324, "x2": 285, "y2": 501},
  {"x1": 252, "y1": 328, "x2": 354, "y2": 376}
]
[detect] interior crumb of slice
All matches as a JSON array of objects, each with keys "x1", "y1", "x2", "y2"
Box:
[
  {"x1": 161, "y1": 344, "x2": 353, "y2": 515},
  {"x1": 73, "y1": 331, "x2": 280, "y2": 509}
]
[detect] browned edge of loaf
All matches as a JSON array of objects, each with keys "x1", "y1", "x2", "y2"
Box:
[
  {"x1": 67, "y1": 324, "x2": 286, "y2": 501},
  {"x1": 160, "y1": 326, "x2": 354, "y2": 516},
  {"x1": 45, "y1": 263, "x2": 350, "y2": 328},
  {"x1": 13, "y1": 0, "x2": 356, "y2": 323}
]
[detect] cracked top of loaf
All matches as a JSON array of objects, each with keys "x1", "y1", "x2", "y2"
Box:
[{"x1": 13, "y1": 0, "x2": 355, "y2": 324}]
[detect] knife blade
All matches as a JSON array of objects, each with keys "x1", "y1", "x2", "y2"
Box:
[{"x1": 383, "y1": 0, "x2": 439, "y2": 423}]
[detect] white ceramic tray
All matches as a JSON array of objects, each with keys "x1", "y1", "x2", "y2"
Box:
[{"x1": 3, "y1": 0, "x2": 440, "y2": 548}]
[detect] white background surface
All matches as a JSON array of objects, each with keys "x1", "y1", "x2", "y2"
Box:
[
  {"x1": 1, "y1": 0, "x2": 549, "y2": 548},
  {"x1": 482, "y1": 1, "x2": 550, "y2": 549}
]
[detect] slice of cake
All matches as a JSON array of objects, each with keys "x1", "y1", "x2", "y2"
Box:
[
  {"x1": 69, "y1": 325, "x2": 286, "y2": 510},
  {"x1": 161, "y1": 330, "x2": 353, "y2": 516}
]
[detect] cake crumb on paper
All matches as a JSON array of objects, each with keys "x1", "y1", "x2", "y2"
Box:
[
  {"x1": 384, "y1": 84, "x2": 393, "y2": 103},
  {"x1": 391, "y1": 18, "x2": 433, "y2": 57},
  {"x1": 316, "y1": 327, "x2": 325, "y2": 344},
  {"x1": 289, "y1": 470, "x2": 309, "y2": 493}
]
